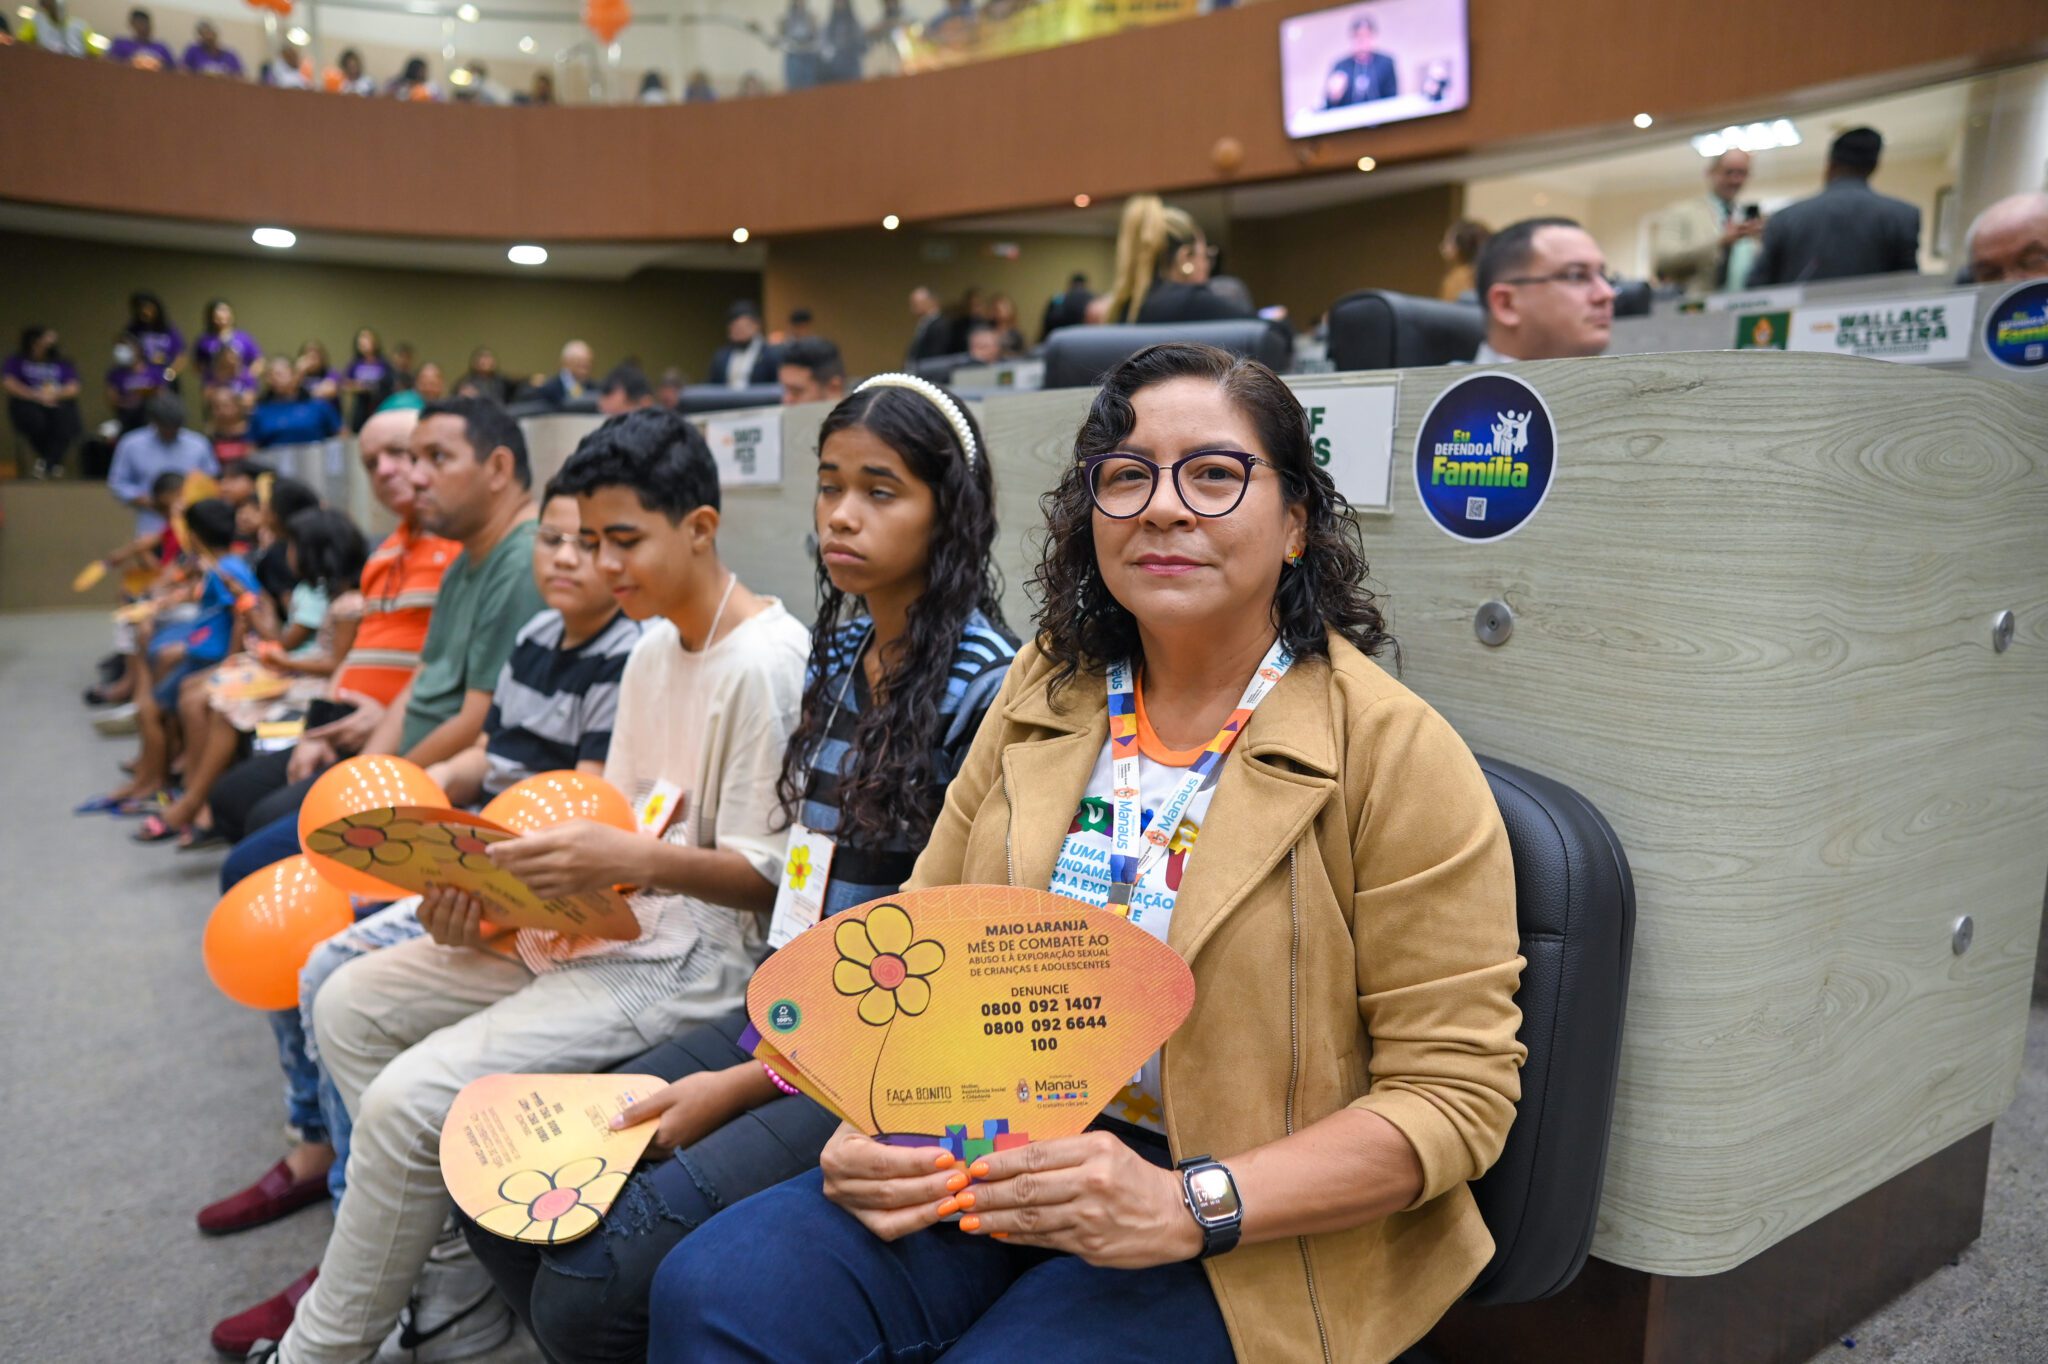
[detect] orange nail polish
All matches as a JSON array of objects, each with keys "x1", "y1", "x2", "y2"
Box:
[
  {"x1": 970, "y1": 1161, "x2": 990, "y2": 1177},
  {"x1": 959, "y1": 1215, "x2": 982, "y2": 1232},
  {"x1": 933, "y1": 1153, "x2": 956, "y2": 1169},
  {"x1": 944, "y1": 1171, "x2": 969, "y2": 1192},
  {"x1": 936, "y1": 1197, "x2": 960, "y2": 1217},
  {"x1": 956, "y1": 1191, "x2": 976, "y2": 1210},
  {"x1": 990, "y1": 1231, "x2": 1010, "y2": 1240}
]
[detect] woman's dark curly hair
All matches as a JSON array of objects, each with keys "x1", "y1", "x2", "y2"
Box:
[
  {"x1": 776, "y1": 383, "x2": 1009, "y2": 849},
  {"x1": 1032, "y1": 342, "x2": 1388, "y2": 692}
]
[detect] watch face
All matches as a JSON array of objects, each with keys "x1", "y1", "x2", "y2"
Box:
[{"x1": 1186, "y1": 1166, "x2": 1241, "y2": 1224}]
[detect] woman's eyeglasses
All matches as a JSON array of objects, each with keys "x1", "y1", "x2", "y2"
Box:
[{"x1": 1081, "y1": 450, "x2": 1268, "y2": 519}]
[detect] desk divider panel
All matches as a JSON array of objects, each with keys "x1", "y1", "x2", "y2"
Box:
[{"x1": 526, "y1": 356, "x2": 2045, "y2": 1276}]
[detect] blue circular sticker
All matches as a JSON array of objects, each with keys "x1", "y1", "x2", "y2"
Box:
[
  {"x1": 1983, "y1": 281, "x2": 2048, "y2": 370},
  {"x1": 1413, "y1": 371, "x2": 1557, "y2": 541}
]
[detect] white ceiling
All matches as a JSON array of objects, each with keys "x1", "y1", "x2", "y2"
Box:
[{"x1": 0, "y1": 199, "x2": 766, "y2": 278}]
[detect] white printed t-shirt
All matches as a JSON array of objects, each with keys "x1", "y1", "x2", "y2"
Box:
[
  {"x1": 514, "y1": 600, "x2": 809, "y2": 1022},
  {"x1": 1047, "y1": 690, "x2": 1213, "y2": 1136}
]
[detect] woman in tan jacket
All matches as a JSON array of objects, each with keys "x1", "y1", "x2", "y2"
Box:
[{"x1": 649, "y1": 343, "x2": 1526, "y2": 1363}]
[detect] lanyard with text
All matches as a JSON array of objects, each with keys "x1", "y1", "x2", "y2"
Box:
[
  {"x1": 1104, "y1": 636, "x2": 1294, "y2": 905},
  {"x1": 766, "y1": 627, "x2": 871, "y2": 948}
]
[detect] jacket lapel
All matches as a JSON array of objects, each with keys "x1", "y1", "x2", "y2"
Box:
[
  {"x1": 997, "y1": 670, "x2": 1106, "y2": 895},
  {"x1": 1166, "y1": 661, "x2": 1339, "y2": 965}
]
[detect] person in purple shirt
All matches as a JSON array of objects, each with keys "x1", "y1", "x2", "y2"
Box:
[
  {"x1": 183, "y1": 21, "x2": 244, "y2": 78},
  {"x1": 341, "y1": 327, "x2": 393, "y2": 431},
  {"x1": 124, "y1": 291, "x2": 184, "y2": 386},
  {"x1": 107, "y1": 8, "x2": 175, "y2": 67},
  {"x1": 4, "y1": 326, "x2": 84, "y2": 478},
  {"x1": 106, "y1": 337, "x2": 164, "y2": 434},
  {"x1": 193, "y1": 298, "x2": 261, "y2": 378}
]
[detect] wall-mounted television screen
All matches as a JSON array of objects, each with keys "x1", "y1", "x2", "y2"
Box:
[{"x1": 1280, "y1": 0, "x2": 1470, "y2": 140}]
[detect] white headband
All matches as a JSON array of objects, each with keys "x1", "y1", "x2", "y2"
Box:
[{"x1": 852, "y1": 372, "x2": 979, "y2": 468}]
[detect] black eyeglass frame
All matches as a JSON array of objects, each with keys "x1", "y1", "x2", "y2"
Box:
[{"x1": 1079, "y1": 449, "x2": 1272, "y2": 520}]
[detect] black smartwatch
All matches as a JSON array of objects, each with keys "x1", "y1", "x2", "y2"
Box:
[{"x1": 1176, "y1": 1155, "x2": 1243, "y2": 1259}]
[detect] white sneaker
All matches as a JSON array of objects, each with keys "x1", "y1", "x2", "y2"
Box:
[
  {"x1": 92, "y1": 702, "x2": 139, "y2": 736},
  {"x1": 373, "y1": 1239, "x2": 514, "y2": 1364}
]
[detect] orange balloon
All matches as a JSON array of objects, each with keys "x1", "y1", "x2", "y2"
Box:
[
  {"x1": 299, "y1": 755, "x2": 449, "y2": 895},
  {"x1": 204, "y1": 855, "x2": 355, "y2": 1010},
  {"x1": 583, "y1": 0, "x2": 631, "y2": 45},
  {"x1": 409, "y1": 84, "x2": 432, "y2": 102},
  {"x1": 481, "y1": 771, "x2": 636, "y2": 836},
  {"x1": 323, "y1": 67, "x2": 344, "y2": 93}
]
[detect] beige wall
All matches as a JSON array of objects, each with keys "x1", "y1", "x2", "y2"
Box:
[
  {"x1": 1468, "y1": 153, "x2": 1957, "y2": 281},
  {"x1": 0, "y1": 230, "x2": 753, "y2": 431},
  {"x1": 762, "y1": 228, "x2": 1119, "y2": 380},
  {"x1": 1230, "y1": 185, "x2": 1464, "y2": 322}
]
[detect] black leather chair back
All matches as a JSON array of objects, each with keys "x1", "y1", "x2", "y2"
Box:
[
  {"x1": 1326, "y1": 290, "x2": 1485, "y2": 371},
  {"x1": 674, "y1": 384, "x2": 784, "y2": 415},
  {"x1": 1040, "y1": 319, "x2": 1294, "y2": 389},
  {"x1": 1612, "y1": 278, "x2": 1653, "y2": 318},
  {"x1": 910, "y1": 352, "x2": 974, "y2": 384},
  {"x1": 1464, "y1": 755, "x2": 1635, "y2": 1305}
]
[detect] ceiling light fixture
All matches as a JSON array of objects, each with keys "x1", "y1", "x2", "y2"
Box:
[
  {"x1": 732, "y1": 228, "x2": 751, "y2": 244},
  {"x1": 442, "y1": 42, "x2": 456, "y2": 60},
  {"x1": 882, "y1": 215, "x2": 900, "y2": 231},
  {"x1": 1355, "y1": 155, "x2": 1377, "y2": 172},
  {"x1": 448, "y1": 68, "x2": 474, "y2": 86},
  {"x1": 1692, "y1": 118, "x2": 1802, "y2": 158},
  {"x1": 518, "y1": 35, "x2": 536, "y2": 54},
  {"x1": 286, "y1": 26, "x2": 310, "y2": 45},
  {"x1": 507, "y1": 244, "x2": 548, "y2": 266},
  {"x1": 1632, "y1": 112, "x2": 1654, "y2": 129},
  {"x1": 456, "y1": 3, "x2": 480, "y2": 20},
  {"x1": 252, "y1": 227, "x2": 297, "y2": 249},
  {"x1": 1073, "y1": 194, "x2": 1091, "y2": 208}
]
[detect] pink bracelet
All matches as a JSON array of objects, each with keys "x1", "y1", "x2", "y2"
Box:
[{"x1": 762, "y1": 1062, "x2": 800, "y2": 1096}]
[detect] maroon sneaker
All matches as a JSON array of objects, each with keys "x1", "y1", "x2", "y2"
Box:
[
  {"x1": 211, "y1": 1266, "x2": 318, "y2": 1356},
  {"x1": 197, "y1": 1159, "x2": 328, "y2": 1235}
]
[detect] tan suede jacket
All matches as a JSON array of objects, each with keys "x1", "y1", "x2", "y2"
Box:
[{"x1": 904, "y1": 634, "x2": 1526, "y2": 1363}]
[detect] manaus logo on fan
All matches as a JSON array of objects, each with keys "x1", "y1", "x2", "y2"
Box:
[{"x1": 1412, "y1": 372, "x2": 1557, "y2": 542}]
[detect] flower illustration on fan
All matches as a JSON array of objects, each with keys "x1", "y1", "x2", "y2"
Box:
[
  {"x1": 834, "y1": 902, "x2": 944, "y2": 1026},
  {"x1": 471, "y1": 1156, "x2": 626, "y2": 1244},
  {"x1": 304, "y1": 808, "x2": 429, "y2": 873},
  {"x1": 414, "y1": 822, "x2": 502, "y2": 874},
  {"x1": 785, "y1": 844, "x2": 813, "y2": 891}
]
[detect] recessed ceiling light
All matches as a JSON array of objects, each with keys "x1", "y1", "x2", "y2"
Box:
[
  {"x1": 442, "y1": 43, "x2": 456, "y2": 60},
  {"x1": 507, "y1": 244, "x2": 548, "y2": 266},
  {"x1": 15, "y1": 6, "x2": 34, "y2": 20},
  {"x1": 1355, "y1": 155, "x2": 1377, "y2": 172},
  {"x1": 448, "y1": 68, "x2": 473, "y2": 86},
  {"x1": 518, "y1": 35, "x2": 536, "y2": 54},
  {"x1": 286, "y1": 26, "x2": 309, "y2": 45},
  {"x1": 882, "y1": 215, "x2": 900, "y2": 231},
  {"x1": 732, "y1": 228, "x2": 750, "y2": 244},
  {"x1": 252, "y1": 227, "x2": 297, "y2": 249},
  {"x1": 1632, "y1": 112, "x2": 1654, "y2": 129},
  {"x1": 456, "y1": 3, "x2": 480, "y2": 20},
  {"x1": 1692, "y1": 118, "x2": 1802, "y2": 158},
  {"x1": 1073, "y1": 194, "x2": 1091, "y2": 208}
]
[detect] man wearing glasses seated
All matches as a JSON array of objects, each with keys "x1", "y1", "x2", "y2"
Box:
[{"x1": 1471, "y1": 217, "x2": 1617, "y2": 364}]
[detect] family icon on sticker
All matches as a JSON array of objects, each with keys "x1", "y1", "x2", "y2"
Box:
[
  {"x1": 1412, "y1": 372, "x2": 1557, "y2": 541},
  {"x1": 1983, "y1": 280, "x2": 2048, "y2": 370}
]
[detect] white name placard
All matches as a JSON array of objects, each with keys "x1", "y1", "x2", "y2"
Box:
[{"x1": 1290, "y1": 381, "x2": 1400, "y2": 512}]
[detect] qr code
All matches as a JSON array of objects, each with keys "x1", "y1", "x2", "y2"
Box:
[{"x1": 1465, "y1": 496, "x2": 1488, "y2": 521}]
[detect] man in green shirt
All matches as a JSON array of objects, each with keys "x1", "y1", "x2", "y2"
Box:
[{"x1": 215, "y1": 398, "x2": 540, "y2": 883}]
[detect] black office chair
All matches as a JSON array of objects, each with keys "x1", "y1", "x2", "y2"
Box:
[
  {"x1": 673, "y1": 384, "x2": 784, "y2": 415},
  {"x1": 1326, "y1": 289, "x2": 1485, "y2": 371},
  {"x1": 1611, "y1": 278, "x2": 1653, "y2": 318},
  {"x1": 1040, "y1": 319, "x2": 1294, "y2": 389},
  {"x1": 1458, "y1": 755, "x2": 1635, "y2": 1306},
  {"x1": 910, "y1": 352, "x2": 974, "y2": 385}
]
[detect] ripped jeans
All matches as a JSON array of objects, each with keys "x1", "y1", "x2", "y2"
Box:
[{"x1": 457, "y1": 1007, "x2": 840, "y2": 1364}]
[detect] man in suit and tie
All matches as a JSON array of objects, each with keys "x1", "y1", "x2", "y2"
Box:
[
  {"x1": 1323, "y1": 13, "x2": 1397, "y2": 108},
  {"x1": 905, "y1": 286, "x2": 952, "y2": 364},
  {"x1": 533, "y1": 339, "x2": 595, "y2": 409},
  {"x1": 707, "y1": 302, "x2": 780, "y2": 389},
  {"x1": 1752, "y1": 127, "x2": 1921, "y2": 286}
]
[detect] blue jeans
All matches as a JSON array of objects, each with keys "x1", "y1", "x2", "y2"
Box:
[
  {"x1": 647, "y1": 1167, "x2": 1233, "y2": 1364},
  {"x1": 265, "y1": 899, "x2": 426, "y2": 1203},
  {"x1": 220, "y1": 809, "x2": 305, "y2": 890},
  {"x1": 459, "y1": 1008, "x2": 842, "y2": 1364}
]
